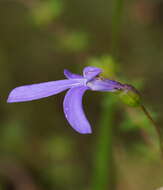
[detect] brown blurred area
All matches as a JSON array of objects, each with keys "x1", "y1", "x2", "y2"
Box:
[{"x1": 0, "y1": 0, "x2": 163, "y2": 190}]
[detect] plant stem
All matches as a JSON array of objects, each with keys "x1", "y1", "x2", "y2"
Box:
[
  {"x1": 92, "y1": 0, "x2": 124, "y2": 189},
  {"x1": 140, "y1": 105, "x2": 163, "y2": 157},
  {"x1": 92, "y1": 95, "x2": 117, "y2": 190},
  {"x1": 111, "y1": 0, "x2": 124, "y2": 56}
]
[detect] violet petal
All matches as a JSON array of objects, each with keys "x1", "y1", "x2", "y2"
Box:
[
  {"x1": 63, "y1": 86, "x2": 92, "y2": 134},
  {"x1": 7, "y1": 79, "x2": 84, "y2": 103},
  {"x1": 87, "y1": 78, "x2": 123, "y2": 92},
  {"x1": 64, "y1": 69, "x2": 83, "y2": 79},
  {"x1": 83, "y1": 66, "x2": 102, "y2": 81}
]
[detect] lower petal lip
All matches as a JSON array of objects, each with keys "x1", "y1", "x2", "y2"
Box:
[
  {"x1": 7, "y1": 79, "x2": 85, "y2": 103},
  {"x1": 63, "y1": 86, "x2": 92, "y2": 134}
]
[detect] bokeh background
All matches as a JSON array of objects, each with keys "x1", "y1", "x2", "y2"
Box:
[{"x1": 0, "y1": 0, "x2": 163, "y2": 190}]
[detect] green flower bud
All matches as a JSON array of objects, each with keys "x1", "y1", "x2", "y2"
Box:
[{"x1": 118, "y1": 84, "x2": 141, "y2": 107}]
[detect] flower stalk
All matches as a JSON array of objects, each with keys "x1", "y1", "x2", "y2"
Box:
[
  {"x1": 92, "y1": 95, "x2": 117, "y2": 190},
  {"x1": 140, "y1": 105, "x2": 163, "y2": 157},
  {"x1": 92, "y1": 0, "x2": 124, "y2": 189}
]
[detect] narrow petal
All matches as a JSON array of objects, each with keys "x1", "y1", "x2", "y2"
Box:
[
  {"x1": 64, "y1": 69, "x2": 83, "y2": 79},
  {"x1": 63, "y1": 86, "x2": 92, "y2": 134},
  {"x1": 87, "y1": 78, "x2": 124, "y2": 92},
  {"x1": 7, "y1": 79, "x2": 84, "y2": 103},
  {"x1": 83, "y1": 66, "x2": 102, "y2": 81}
]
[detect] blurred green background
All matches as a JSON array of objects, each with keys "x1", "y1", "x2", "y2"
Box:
[{"x1": 0, "y1": 0, "x2": 163, "y2": 190}]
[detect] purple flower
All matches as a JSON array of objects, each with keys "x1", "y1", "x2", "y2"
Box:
[{"x1": 7, "y1": 66, "x2": 124, "y2": 134}]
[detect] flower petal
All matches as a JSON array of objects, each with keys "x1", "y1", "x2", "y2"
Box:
[
  {"x1": 63, "y1": 86, "x2": 92, "y2": 134},
  {"x1": 87, "y1": 78, "x2": 124, "y2": 91},
  {"x1": 64, "y1": 69, "x2": 83, "y2": 79},
  {"x1": 83, "y1": 66, "x2": 102, "y2": 81},
  {"x1": 7, "y1": 79, "x2": 84, "y2": 103}
]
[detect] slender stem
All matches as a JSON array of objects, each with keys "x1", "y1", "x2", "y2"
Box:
[
  {"x1": 140, "y1": 105, "x2": 163, "y2": 157},
  {"x1": 92, "y1": 0, "x2": 124, "y2": 189},
  {"x1": 92, "y1": 95, "x2": 117, "y2": 190},
  {"x1": 111, "y1": 0, "x2": 124, "y2": 56}
]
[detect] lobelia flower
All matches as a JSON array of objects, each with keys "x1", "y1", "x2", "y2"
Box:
[{"x1": 7, "y1": 66, "x2": 134, "y2": 134}]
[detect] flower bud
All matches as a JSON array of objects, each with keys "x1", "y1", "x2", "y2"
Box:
[{"x1": 118, "y1": 84, "x2": 141, "y2": 107}]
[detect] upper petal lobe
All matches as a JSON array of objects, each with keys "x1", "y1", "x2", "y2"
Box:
[
  {"x1": 83, "y1": 66, "x2": 102, "y2": 81},
  {"x1": 64, "y1": 69, "x2": 83, "y2": 79}
]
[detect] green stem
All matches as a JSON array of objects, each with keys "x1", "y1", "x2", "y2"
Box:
[
  {"x1": 140, "y1": 105, "x2": 163, "y2": 157},
  {"x1": 92, "y1": 0, "x2": 124, "y2": 189},
  {"x1": 92, "y1": 95, "x2": 117, "y2": 190},
  {"x1": 111, "y1": 0, "x2": 124, "y2": 56}
]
